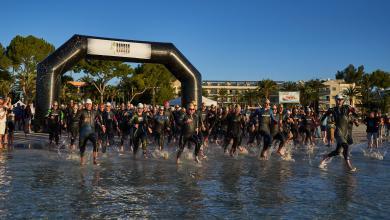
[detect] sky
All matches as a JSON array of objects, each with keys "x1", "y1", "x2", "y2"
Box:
[{"x1": 1, "y1": 0, "x2": 389, "y2": 81}]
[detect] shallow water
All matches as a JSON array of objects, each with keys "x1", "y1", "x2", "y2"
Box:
[{"x1": 0, "y1": 140, "x2": 389, "y2": 219}]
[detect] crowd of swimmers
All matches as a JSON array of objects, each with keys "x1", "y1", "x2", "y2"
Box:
[{"x1": 0, "y1": 95, "x2": 389, "y2": 171}]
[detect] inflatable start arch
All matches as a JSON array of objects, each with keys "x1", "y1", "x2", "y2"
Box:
[{"x1": 36, "y1": 35, "x2": 202, "y2": 126}]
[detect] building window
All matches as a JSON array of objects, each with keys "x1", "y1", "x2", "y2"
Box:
[{"x1": 332, "y1": 87, "x2": 336, "y2": 91}]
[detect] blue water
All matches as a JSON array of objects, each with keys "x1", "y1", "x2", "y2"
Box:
[{"x1": 0, "y1": 141, "x2": 389, "y2": 219}]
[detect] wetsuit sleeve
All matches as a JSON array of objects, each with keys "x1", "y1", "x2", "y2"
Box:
[
  {"x1": 270, "y1": 109, "x2": 276, "y2": 122},
  {"x1": 95, "y1": 112, "x2": 103, "y2": 127}
]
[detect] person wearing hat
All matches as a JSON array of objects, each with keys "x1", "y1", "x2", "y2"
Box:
[
  {"x1": 319, "y1": 94, "x2": 359, "y2": 172},
  {"x1": 78, "y1": 98, "x2": 104, "y2": 165},
  {"x1": 130, "y1": 103, "x2": 151, "y2": 158},
  {"x1": 152, "y1": 106, "x2": 170, "y2": 151},
  {"x1": 45, "y1": 101, "x2": 64, "y2": 145}
]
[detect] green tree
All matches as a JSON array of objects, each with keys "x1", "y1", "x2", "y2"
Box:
[
  {"x1": 343, "y1": 85, "x2": 360, "y2": 106},
  {"x1": 0, "y1": 43, "x2": 11, "y2": 79},
  {"x1": 370, "y1": 69, "x2": 390, "y2": 89},
  {"x1": 280, "y1": 81, "x2": 299, "y2": 91},
  {"x1": 257, "y1": 79, "x2": 278, "y2": 99},
  {"x1": 74, "y1": 59, "x2": 133, "y2": 103},
  {"x1": 6, "y1": 35, "x2": 54, "y2": 102},
  {"x1": 0, "y1": 43, "x2": 13, "y2": 97},
  {"x1": 300, "y1": 79, "x2": 325, "y2": 111},
  {"x1": 120, "y1": 64, "x2": 175, "y2": 104},
  {"x1": 59, "y1": 74, "x2": 78, "y2": 103},
  {"x1": 335, "y1": 64, "x2": 364, "y2": 84}
]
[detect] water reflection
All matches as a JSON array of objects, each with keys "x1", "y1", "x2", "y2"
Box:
[{"x1": 0, "y1": 143, "x2": 389, "y2": 218}]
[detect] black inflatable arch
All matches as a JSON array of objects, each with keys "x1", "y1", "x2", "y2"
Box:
[{"x1": 36, "y1": 34, "x2": 202, "y2": 126}]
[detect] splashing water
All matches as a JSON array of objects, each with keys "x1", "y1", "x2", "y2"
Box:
[
  {"x1": 363, "y1": 149, "x2": 385, "y2": 160},
  {"x1": 238, "y1": 147, "x2": 249, "y2": 156},
  {"x1": 280, "y1": 143, "x2": 295, "y2": 162},
  {"x1": 151, "y1": 149, "x2": 170, "y2": 160}
]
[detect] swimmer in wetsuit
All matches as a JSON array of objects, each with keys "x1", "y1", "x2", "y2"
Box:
[
  {"x1": 153, "y1": 106, "x2": 170, "y2": 151},
  {"x1": 256, "y1": 99, "x2": 275, "y2": 159},
  {"x1": 78, "y1": 99, "x2": 104, "y2": 165},
  {"x1": 176, "y1": 103, "x2": 202, "y2": 164},
  {"x1": 223, "y1": 104, "x2": 246, "y2": 156},
  {"x1": 319, "y1": 94, "x2": 359, "y2": 172}
]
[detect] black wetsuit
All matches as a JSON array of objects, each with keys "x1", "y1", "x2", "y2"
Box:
[
  {"x1": 119, "y1": 109, "x2": 134, "y2": 148},
  {"x1": 69, "y1": 109, "x2": 80, "y2": 146},
  {"x1": 256, "y1": 108, "x2": 273, "y2": 151},
  {"x1": 78, "y1": 109, "x2": 102, "y2": 157},
  {"x1": 199, "y1": 109, "x2": 209, "y2": 144},
  {"x1": 291, "y1": 113, "x2": 301, "y2": 145},
  {"x1": 153, "y1": 113, "x2": 170, "y2": 149},
  {"x1": 301, "y1": 114, "x2": 315, "y2": 144},
  {"x1": 177, "y1": 112, "x2": 201, "y2": 159},
  {"x1": 271, "y1": 112, "x2": 286, "y2": 148},
  {"x1": 321, "y1": 105, "x2": 358, "y2": 160},
  {"x1": 207, "y1": 109, "x2": 218, "y2": 141},
  {"x1": 223, "y1": 112, "x2": 246, "y2": 154},
  {"x1": 163, "y1": 108, "x2": 174, "y2": 143},
  {"x1": 130, "y1": 113, "x2": 150, "y2": 155},
  {"x1": 102, "y1": 110, "x2": 118, "y2": 150},
  {"x1": 247, "y1": 111, "x2": 261, "y2": 146},
  {"x1": 46, "y1": 108, "x2": 63, "y2": 145}
]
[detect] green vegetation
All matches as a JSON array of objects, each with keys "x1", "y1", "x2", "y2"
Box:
[{"x1": 0, "y1": 35, "x2": 388, "y2": 111}]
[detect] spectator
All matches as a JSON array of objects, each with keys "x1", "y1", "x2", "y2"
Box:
[{"x1": 364, "y1": 111, "x2": 380, "y2": 149}]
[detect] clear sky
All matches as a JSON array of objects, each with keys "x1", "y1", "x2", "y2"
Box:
[{"x1": 1, "y1": 0, "x2": 389, "y2": 81}]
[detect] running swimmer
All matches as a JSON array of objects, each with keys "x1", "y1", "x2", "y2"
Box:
[
  {"x1": 176, "y1": 103, "x2": 202, "y2": 164},
  {"x1": 45, "y1": 101, "x2": 64, "y2": 146},
  {"x1": 152, "y1": 106, "x2": 170, "y2": 151},
  {"x1": 130, "y1": 103, "x2": 152, "y2": 158},
  {"x1": 319, "y1": 94, "x2": 359, "y2": 172},
  {"x1": 78, "y1": 99, "x2": 104, "y2": 165},
  {"x1": 257, "y1": 99, "x2": 274, "y2": 159},
  {"x1": 223, "y1": 104, "x2": 246, "y2": 156}
]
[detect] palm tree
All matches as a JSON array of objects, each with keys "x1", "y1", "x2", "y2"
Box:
[
  {"x1": 343, "y1": 86, "x2": 360, "y2": 106},
  {"x1": 257, "y1": 79, "x2": 278, "y2": 99},
  {"x1": 281, "y1": 81, "x2": 299, "y2": 91},
  {"x1": 300, "y1": 79, "x2": 325, "y2": 111}
]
